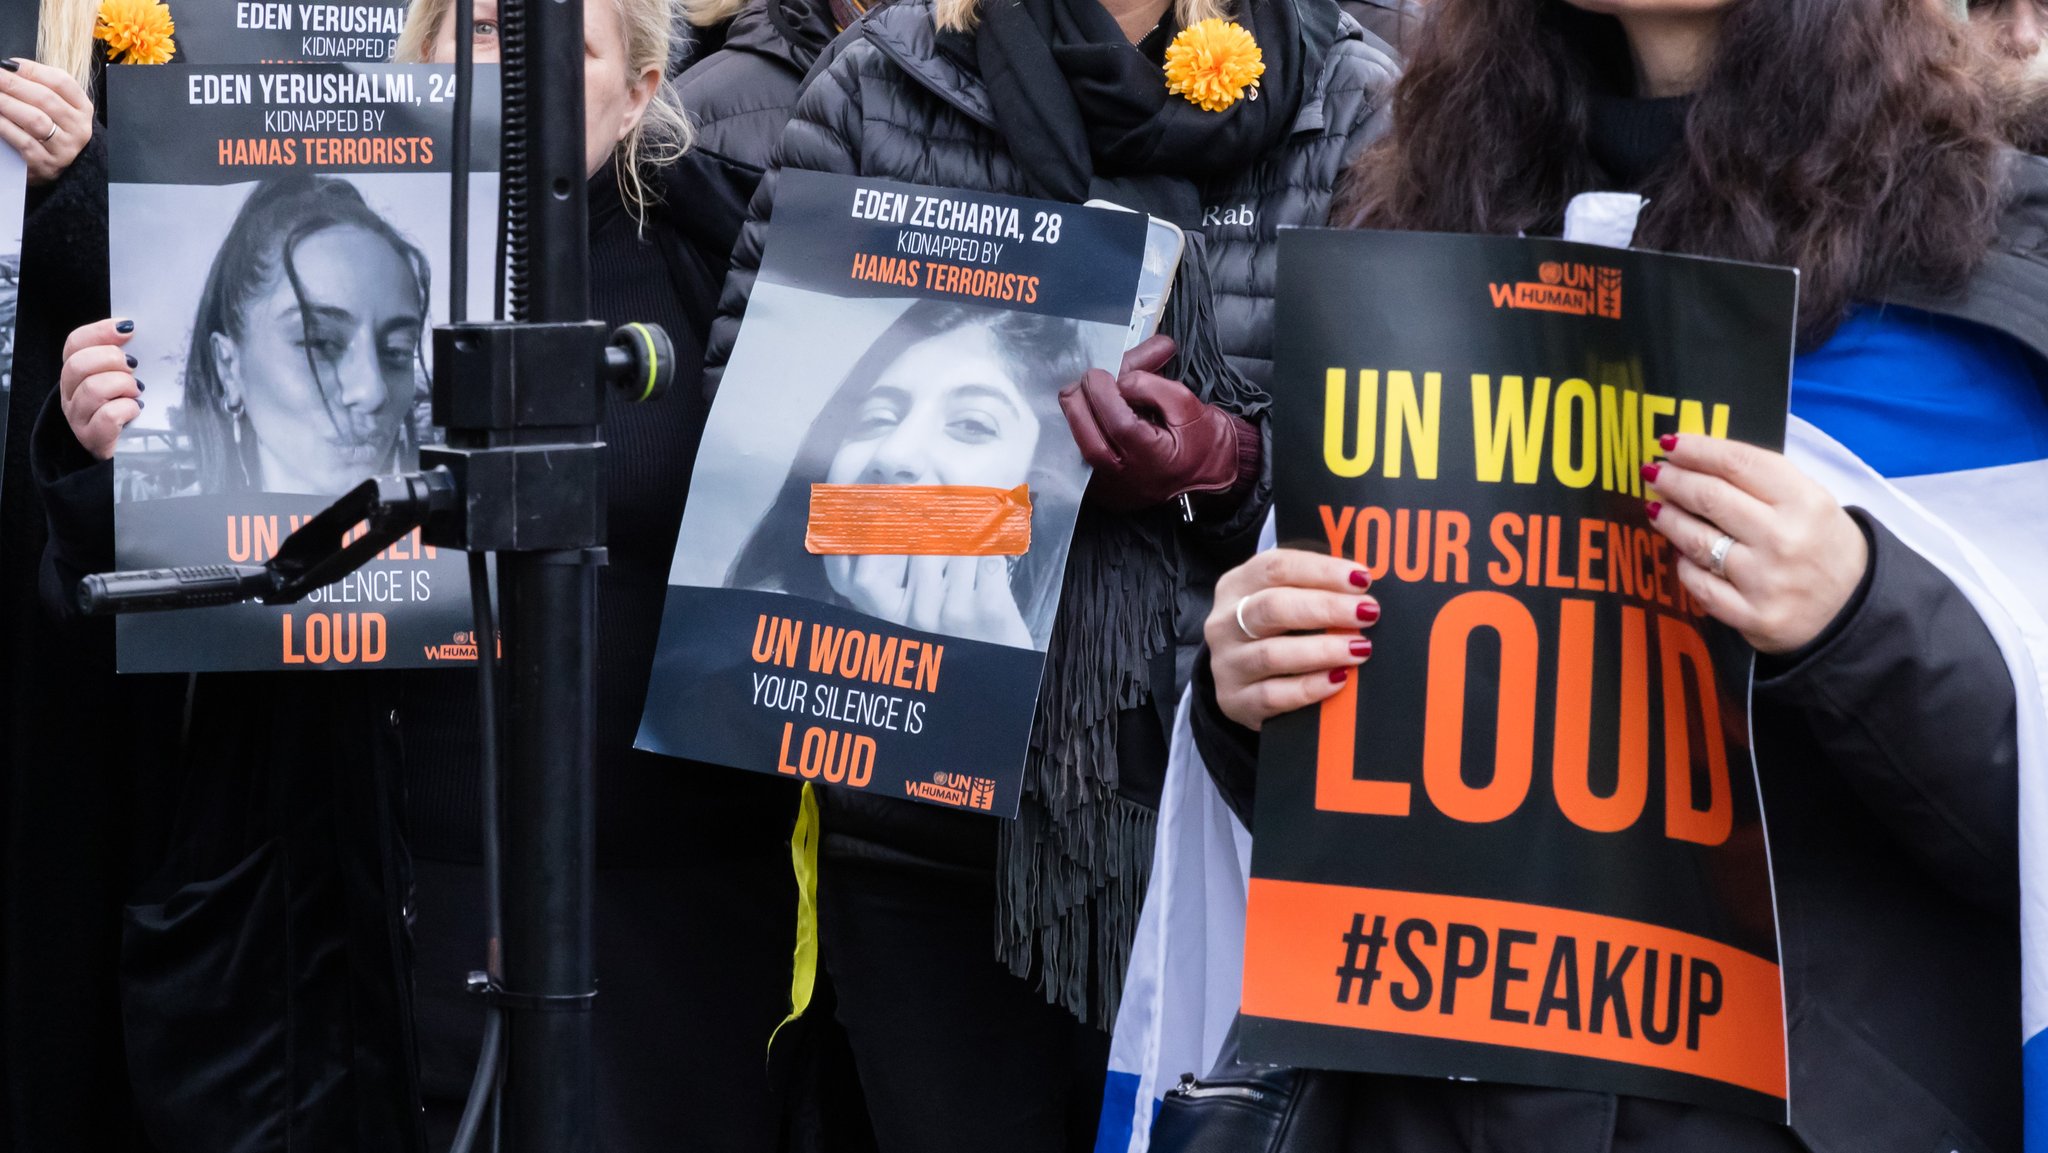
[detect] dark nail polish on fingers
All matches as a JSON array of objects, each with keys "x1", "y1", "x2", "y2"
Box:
[
  {"x1": 1350, "y1": 638, "x2": 1372, "y2": 658},
  {"x1": 1660, "y1": 433, "x2": 1678, "y2": 452},
  {"x1": 135, "y1": 399, "x2": 144, "y2": 410},
  {"x1": 1357, "y1": 601, "x2": 1379, "y2": 624},
  {"x1": 125, "y1": 355, "x2": 137, "y2": 369},
  {"x1": 1640, "y1": 462, "x2": 1661, "y2": 483},
  {"x1": 136, "y1": 381, "x2": 145, "y2": 392},
  {"x1": 1348, "y1": 569, "x2": 1371, "y2": 589},
  {"x1": 1645, "y1": 500, "x2": 1662, "y2": 520},
  {"x1": 0, "y1": 60, "x2": 19, "y2": 73},
  {"x1": 1328, "y1": 668, "x2": 1348, "y2": 684},
  {"x1": 115, "y1": 320, "x2": 135, "y2": 334}
]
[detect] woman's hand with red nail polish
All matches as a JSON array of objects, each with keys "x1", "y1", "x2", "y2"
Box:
[{"x1": 1204, "y1": 548, "x2": 1379, "y2": 731}]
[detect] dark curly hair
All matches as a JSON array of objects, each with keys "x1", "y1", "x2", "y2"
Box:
[{"x1": 1334, "y1": 0, "x2": 2009, "y2": 346}]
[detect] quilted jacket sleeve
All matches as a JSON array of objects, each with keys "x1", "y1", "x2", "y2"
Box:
[{"x1": 700, "y1": 40, "x2": 870, "y2": 401}]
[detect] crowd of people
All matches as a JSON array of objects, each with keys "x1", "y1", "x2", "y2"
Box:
[{"x1": 1, "y1": 0, "x2": 2044, "y2": 1151}]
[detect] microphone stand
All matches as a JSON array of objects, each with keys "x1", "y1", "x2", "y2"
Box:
[{"x1": 75, "y1": 0, "x2": 677, "y2": 1147}]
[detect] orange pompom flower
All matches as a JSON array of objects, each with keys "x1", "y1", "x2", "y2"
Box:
[
  {"x1": 96, "y1": 0, "x2": 178, "y2": 66},
  {"x1": 1163, "y1": 18, "x2": 1264, "y2": 113}
]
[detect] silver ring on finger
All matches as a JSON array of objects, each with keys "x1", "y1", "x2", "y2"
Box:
[
  {"x1": 40, "y1": 123, "x2": 56, "y2": 144},
  {"x1": 1234, "y1": 596, "x2": 1263, "y2": 642},
  {"x1": 1708, "y1": 532, "x2": 1736, "y2": 579}
]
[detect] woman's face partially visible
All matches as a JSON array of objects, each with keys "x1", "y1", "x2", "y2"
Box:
[
  {"x1": 1973, "y1": 0, "x2": 2048, "y2": 73},
  {"x1": 214, "y1": 225, "x2": 423, "y2": 495},
  {"x1": 824, "y1": 324, "x2": 1043, "y2": 489},
  {"x1": 428, "y1": 0, "x2": 655, "y2": 178}
]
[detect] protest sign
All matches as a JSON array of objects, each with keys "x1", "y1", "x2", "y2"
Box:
[
  {"x1": 1242, "y1": 229, "x2": 1797, "y2": 1120},
  {"x1": 636, "y1": 170, "x2": 1146, "y2": 817},
  {"x1": 177, "y1": 0, "x2": 410, "y2": 64},
  {"x1": 107, "y1": 63, "x2": 498, "y2": 671}
]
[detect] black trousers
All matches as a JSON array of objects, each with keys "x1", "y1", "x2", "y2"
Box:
[{"x1": 817, "y1": 844, "x2": 1109, "y2": 1153}]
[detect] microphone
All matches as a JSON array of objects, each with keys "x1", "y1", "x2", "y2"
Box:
[{"x1": 77, "y1": 564, "x2": 277, "y2": 616}]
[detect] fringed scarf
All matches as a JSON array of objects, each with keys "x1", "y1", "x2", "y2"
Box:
[
  {"x1": 962, "y1": 0, "x2": 1321, "y2": 1027},
  {"x1": 995, "y1": 238, "x2": 1274, "y2": 1029}
]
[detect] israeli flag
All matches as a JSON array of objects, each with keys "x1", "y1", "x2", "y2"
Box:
[
  {"x1": 1093, "y1": 688, "x2": 1253, "y2": 1153},
  {"x1": 1092, "y1": 420, "x2": 2048, "y2": 1151},
  {"x1": 1094, "y1": 514, "x2": 1267, "y2": 1153}
]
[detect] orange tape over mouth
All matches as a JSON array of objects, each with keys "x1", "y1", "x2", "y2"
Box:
[{"x1": 804, "y1": 484, "x2": 1033, "y2": 556}]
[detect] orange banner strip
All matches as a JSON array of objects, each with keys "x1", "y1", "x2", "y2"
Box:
[
  {"x1": 1242, "y1": 878, "x2": 1786, "y2": 1100},
  {"x1": 804, "y1": 484, "x2": 1032, "y2": 556}
]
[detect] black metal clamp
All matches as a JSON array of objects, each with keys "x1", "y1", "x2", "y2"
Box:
[{"x1": 467, "y1": 971, "x2": 598, "y2": 1014}]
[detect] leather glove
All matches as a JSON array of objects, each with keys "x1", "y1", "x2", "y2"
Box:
[{"x1": 1059, "y1": 334, "x2": 1262, "y2": 513}]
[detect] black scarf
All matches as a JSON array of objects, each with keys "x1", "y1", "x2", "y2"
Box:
[
  {"x1": 951, "y1": 0, "x2": 1323, "y2": 1028},
  {"x1": 967, "y1": 0, "x2": 1328, "y2": 214}
]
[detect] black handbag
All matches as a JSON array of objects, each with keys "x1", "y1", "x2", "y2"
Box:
[
  {"x1": 1148, "y1": 1064, "x2": 1312, "y2": 1153},
  {"x1": 1147, "y1": 1019, "x2": 1347, "y2": 1153}
]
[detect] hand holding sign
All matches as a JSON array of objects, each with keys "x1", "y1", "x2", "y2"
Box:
[
  {"x1": 1644, "y1": 433, "x2": 1869, "y2": 655},
  {"x1": 0, "y1": 59, "x2": 94, "y2": 186},
  {"x1": 60, "y1": 319, "x2": 143, "y2": 461},
  {"x1": 1203, "y1": 548, "x2": 1379, "y2": 731},
  {"x1": 1061, "y1": 334, "x2": 1257, "y2": 511}
]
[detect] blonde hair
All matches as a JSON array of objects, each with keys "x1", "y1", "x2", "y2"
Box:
[
  {"x1": 38, "y1": 0, "x2": 97, "y2": 91},
  {"x1": 679, "y1": 0, "x2": 747, "y2": 29},
  {"x1": 933, "y1": 0, "x2": 1228, "y2": 32},
  {"x1": 397, "y1": 0, "x2": 691, "y2": 219}
]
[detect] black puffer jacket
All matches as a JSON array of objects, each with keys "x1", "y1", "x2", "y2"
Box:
[
  {"x1": 703, "y1": 0, "x2": 1398, "y2": 1018},
  {"x1": 1339, "y1": 0, "x2": 1421, "y2": 56},
  {"x1": 704, "y1": 0, "x2": 1400, "y2": 397},
  {"x1": 672, "y1": 0, "x2": 841, "y2": 272}
]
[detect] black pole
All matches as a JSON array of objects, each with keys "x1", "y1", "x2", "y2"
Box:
[
  {"x1": 496, "y1": 0, "x2": 598, "y2": 1147},
  {"x1": 501, "y1": 0, "x2": 590, "y2": 325},
  {"x1": 499, "y1": 553, "x2": 599, "y2": 1153}
]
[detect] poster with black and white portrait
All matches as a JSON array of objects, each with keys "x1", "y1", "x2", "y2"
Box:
[
  {"x1": 108, "y1": 63, "x2": 499, "y2": 672},
  {"x1": 0, "y1": 143, "x2": 23, "y2": 476},
  {"x1": 175, "y1": 0, "x2": 410, "y2": 64},
  {"x1": 636, "y1": 171, "x2": 1146, "y2": 818}
]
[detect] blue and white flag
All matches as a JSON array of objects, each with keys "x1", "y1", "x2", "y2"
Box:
[
  {"x1": 1093, "y1": 689, "x2": 1253, "y2": 1153},
  {"x1": 1094, "y1": 522, "x2": 1264, "y2": 1153}
]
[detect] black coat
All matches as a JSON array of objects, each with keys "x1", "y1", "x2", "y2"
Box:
[
  {"x1": 1185, "y1": 158, "x2": 2048, "y2": 1153},
  {"x1": 667, "y1": 0, "x2": 840, "y2": 283},
  {"x1": 32, "y1": 336, "x2": 429, "y2": 1153},
  {"x1": 0, "y1": 130, "x2": 165, "y2": 1153}
]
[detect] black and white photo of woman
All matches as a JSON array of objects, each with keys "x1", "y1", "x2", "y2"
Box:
[
  {"x1": 134, "y1": 174, "x2": 432, "y2": 498},
  {"x1": 725, "y1": 299, "x2": 1094, "y2": 650}
]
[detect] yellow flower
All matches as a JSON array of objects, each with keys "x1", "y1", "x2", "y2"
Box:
[
  {"x1": 1163, "y1": 18, "x2": 1264, "y2": 113},
  {"x1": 96, "y1": 0, "x2": 178, "y2": 65}
]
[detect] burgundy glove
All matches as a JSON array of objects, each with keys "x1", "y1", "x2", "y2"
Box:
[{"x1": 1059, "y1": 335, "x2": 1261, "y2": 513}]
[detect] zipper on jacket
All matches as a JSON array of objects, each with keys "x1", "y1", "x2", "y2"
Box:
[{"x1": 1167, "y1": 1072, "x2": 1266, "y2": 1102}]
